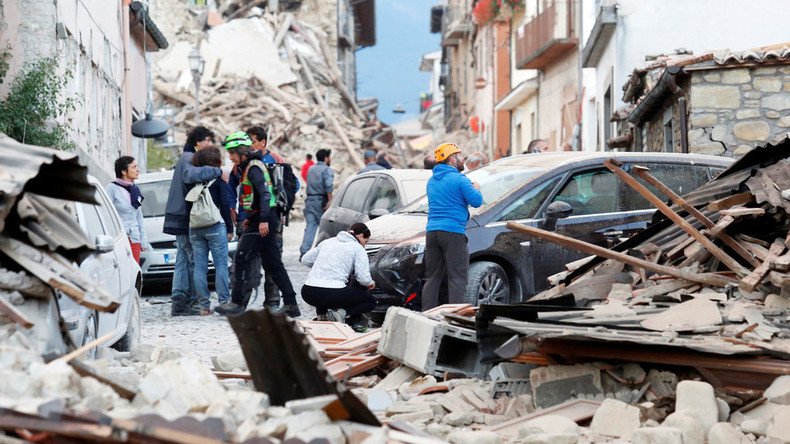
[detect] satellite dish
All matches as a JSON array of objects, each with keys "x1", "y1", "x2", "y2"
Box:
[{"x1": 131, "y1": 113, "x2": 169, "y2": 139}]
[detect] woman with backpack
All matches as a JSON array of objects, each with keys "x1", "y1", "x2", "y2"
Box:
[
  {"x1": 189, "y1": 146, "x2": 233, "y2": 315},
  {"x1": 106, "y1": 156, "x2": 149, "y2": 264}
]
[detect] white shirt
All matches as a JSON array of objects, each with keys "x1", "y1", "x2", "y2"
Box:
[{"x1": 301, "y1": 231, "x2": 373, "y2": 289}]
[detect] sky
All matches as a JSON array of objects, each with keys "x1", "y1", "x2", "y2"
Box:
[{"x1": 356, "y1": 0, "x2": 441, "y2": 125}]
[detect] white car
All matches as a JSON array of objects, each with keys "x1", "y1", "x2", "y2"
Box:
[
  {"x1": 58, "y1": 176, "x2": 142, "y2": 354},
  {"x1": 137, "y1": 171, "x2": 237, "y2": 288}
]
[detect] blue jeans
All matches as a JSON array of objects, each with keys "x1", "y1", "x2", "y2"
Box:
[
  {"x1": 190, "y1": 222, "x2": 230, "y2": 308},
  {"x1": 171, "y1": 234, "x2": 195, "y2": 305},
  {"x1": 300, "y1": 198, "x2": 324, "y2": 255}
]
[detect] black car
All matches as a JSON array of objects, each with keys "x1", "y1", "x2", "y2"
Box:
[
  {"x1": 365, "y1": 152, "x2": 732, "y2": 316},
  {"x1": 314, "y1": 169, "x2": 432, "y2": 246}
]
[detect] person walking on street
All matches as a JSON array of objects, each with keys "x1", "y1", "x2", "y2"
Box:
[
  {"x1": 301, "y1": 223, "x2": 376, "y2": 332},
  {"x1": 189, "y1": 146, "x2": 233, "y2": 315},
  {"x1": 300, "y1": 153, "x2": 314, "y2": 183},
  {"x1": 299, "y1": 148, "x2": 334, "y2": 258},
  {"x1": 421, "y1": 143, "x2": 482, "y2": 311},
  {"x1": 106, "y1": 156, "x2": 149, "y2": 264},
  {"x1": 358, "y1": 150, "x2": 385, "y2": 174},
  {"x1": 164, "y1": 126, "x2": 223, "y2": 316},
  {"x1": 216, "y1": 132, "x2": 301, "y2": 317}
]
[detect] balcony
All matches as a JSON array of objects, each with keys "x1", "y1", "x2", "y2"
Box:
[
  {"x1": 514, "y1": 2, "x2": 578, "y2": 70},
  {"x1": 442, "y1": 6, "x2": 473, "y2": 47}
]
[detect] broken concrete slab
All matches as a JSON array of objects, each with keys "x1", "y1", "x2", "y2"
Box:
[
  {"x1": 521, "y1": 415, "x2": 580, "y2": 435},
  {"x1": 530, "y1": 364, "x2": 603, "y2": 409},
  {"x1": 447, "y1": 430, "x2": 502, "y2": 444},
  {"x1": 662, "y1": 411, "x2": 705, "y2": 444},
  {"x1": 631, "y1": 426, "x2": 683, "y2": 444},
  {"x1": 764, "y1": 375, "x2": 790, "y2": 405},
  {"x1": 211, "y1": 350, "x2": 248, "y2": 373},
  {"x1": 766, "y1": 406, "x2": 790, "y2": 441},
  {"x1": 674, "y1": 380, "x2": 719, "y2": 433},
  {"x1": 641, "y1": 298, "x2": 722, "y2": 332},
  {"x1": 520, "y1": 432, "x2": 580, "y2": 444},
  {"x1": 442, "y1": 411, "x2": 474, "y2": 426},
  {"x1": 374, "y1": 365, "x2": 420, "y2": 391},
  {"x1": 708, "y1": 422, "x2": 750, "y2": 444},
  {"x1": 590, "y1": 399, "x2": 641, "y2": 439},
  {"x1": 740, "y1": 418, "x2": 767, "y2": 436},
  {"x1": 489, "y1": 362, "x2": 533, "y2": 381}
]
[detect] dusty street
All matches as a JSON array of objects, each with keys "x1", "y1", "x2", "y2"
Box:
[{"x1": 140, "y1": 220, "x2": 317, "y2": 365}]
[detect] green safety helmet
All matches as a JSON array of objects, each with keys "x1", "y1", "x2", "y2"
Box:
[{"x1": 223, "y1": 131, "x2": 253, "y2": 150}]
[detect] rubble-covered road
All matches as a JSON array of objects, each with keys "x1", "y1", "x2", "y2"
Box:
[{"x1": 139, "y1": 221, "x2": 317, "y2": 365}]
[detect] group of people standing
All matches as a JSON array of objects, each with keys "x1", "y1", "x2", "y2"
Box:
[{"x1": 106, "y1": 126, "x2": 485, "y2": 331}]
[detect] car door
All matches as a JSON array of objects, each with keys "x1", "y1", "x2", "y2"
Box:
[
  {"x1": 324, "y1": 176, "x2": 378, "y2": 237},
  {"x1": 89, "y1": 187, "x2": 127, "y2": 335}
]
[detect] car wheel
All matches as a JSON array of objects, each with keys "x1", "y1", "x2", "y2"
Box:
[
  {"x1": 82, "y1": 311, "x2": 98, "y2": 360},
  {"x1": 113, "y1": 290, "x2": 141, "y2": 352},
  {"x1": 465, "y1": 261, "x2": 511, "y2": 305}
]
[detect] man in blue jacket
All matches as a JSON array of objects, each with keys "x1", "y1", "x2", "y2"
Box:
[
  {"x1": 164, "y1": 126, "x2": 223, "y2": 316},
  {"x1": 422, "y1": 143, "x2": 483, "y2": 311}
]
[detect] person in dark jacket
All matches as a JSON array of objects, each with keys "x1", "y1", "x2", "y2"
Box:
[
  {"x1": 164, "y1": 126, "x2": 222, "y2": 316},
  {"x1": 190, "y1": 146, "x2": 233, "y2": 315},
  {"x1": 421, "y1": 143, "x2": 483, "y2": 311},
  {"x1": 215, "y1": 131, "x2": 301, "y2": 317}
]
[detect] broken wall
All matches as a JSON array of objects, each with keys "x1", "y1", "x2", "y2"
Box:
[{"x1": 687, "y1": 65, "x2": 790, "y2": 157}]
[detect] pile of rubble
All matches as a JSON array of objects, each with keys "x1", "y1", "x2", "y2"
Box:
[{"x1": 152, "y1": 2, "x2": 401, "y2": 180}]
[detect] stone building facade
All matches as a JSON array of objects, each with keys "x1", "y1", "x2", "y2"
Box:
[{"x1": 622, "y1": 47, "x2": 790, "y2": 156}]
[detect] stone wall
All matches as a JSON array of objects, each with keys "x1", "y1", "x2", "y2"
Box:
[{"x1": 687, "y1": 65, "x2": 790, "y2": 157}]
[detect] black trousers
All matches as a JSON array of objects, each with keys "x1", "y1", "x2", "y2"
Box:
[
  {"x1": 301, "y1": 284, "x2": 375, "y2": 317},
  {"x1": 421, "y1": 230, "x2": 469, "y2": 311},
  {"x1": 231, "y1": 218, "x2": 297, "y2": 308}
]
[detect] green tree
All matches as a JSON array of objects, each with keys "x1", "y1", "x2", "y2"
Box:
[{"x1": 0, "y1": 49, "x2": 77, "y2": 150}]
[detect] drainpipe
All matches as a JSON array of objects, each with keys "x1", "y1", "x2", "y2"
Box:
[{"x1": 666, "y1": 67, "x2": 688, "y2": 154}]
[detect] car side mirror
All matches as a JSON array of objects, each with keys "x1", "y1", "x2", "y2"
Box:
[
  {"x1": 541, "y1": 201, "x2": 573, "y2": 231},
  {"x1": 369, "y1": 208, "x2": 390, "y2": 219},
  {"x1": 95, "y1": 234, "x2": 115, "y2": 253}
]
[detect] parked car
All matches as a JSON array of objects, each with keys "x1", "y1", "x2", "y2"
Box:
[
  {"x1": 137, "y1": 171, "x2": 237, "y2": 288},
  {"x1": 58, "y1": 175, "x2": 143, "y2": 355},
  {"x1": 365, "y1": 152, "x2": 733, "y2": 318},
  {"x1": 314, "y1": 169, "x2": 433, "y2": 246}
]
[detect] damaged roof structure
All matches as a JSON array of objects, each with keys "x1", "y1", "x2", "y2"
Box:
[{"x1": 614, "y1": 44, "x2": 790, "y2": 155}]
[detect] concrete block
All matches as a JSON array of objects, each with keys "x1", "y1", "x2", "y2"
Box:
[
  {"x1": 442, "y1": 411, "x2": 474, "y2": 426},
  {"x1": 282, "y1": 410, "x2": 330, "y2": 438},
  {"x1": 211, "y1": 350, "x2": 247, "y2": 372},
  {"x1": 767, "y1": 406, "x2": 790, "y2": 441},
  {"x1": 717, "y1": 397, "x2": 731, "y2": 422},
  {"x1": 438, "y1": 389, "x2": 476, "y2": 413},
  {"x1": 291, "y1": 424, "x2": 344, "y2": 444},
  {"x1": 374, "y1": 365, "x2": 420, "y2": 391},
  {"x1": 730, "y1": 402, "x2": 782, "y2": 425},
  {"x1": 504, "y1": 394, "x2": 535, "y2": 418},
  {"x1": 741, "y1": 419, "x2": 768, "y2": 436},
  {"x1": 530, "y1": 364, "x2": 602, "y2": 409},
  {"x1": 764, "y1": 375, "x2": 790, "y2": 405},
  {"x1": 285, "y1": 394, "x2": 335, "y2": 414},
  {"x1": 136, "y1": 356, "x2": 226, "y2": 418},
  {"x1": 75, "y1": 376, "x2": 120, "y2": 411},
  {"x1": 590, "y1": 399, "x2": 641, "y2": 439},
  {"x1": 709, "y1": 422, "x2": 749, "y2": 444},
  {"x1": 631, "y1": 427, "x2": 683, "y2": 444},
  {"x1": 378, "y1": 307, "x2": 488, "y2": 378},
  {"x1": 130, "y1": 343, "x2": 156, "y2": 363},
  {"x1": 521, "y1": 433, "x2": 579, "y2": 444},
  {"x1": 662, "y1": 411, "x2": 705, "y2": 444},
  {"x1": 522, "y1": 415, "x2": 579, "y2": 435},
  {"x1": 675, "y1": 380, "x2": 718, "y2": 433},
  {"x1": 447, "y1": 430, "x2": 502, "y2": 444},
  {"x1": 489, "y1": 363, "x2": 534, "y2": 381}
]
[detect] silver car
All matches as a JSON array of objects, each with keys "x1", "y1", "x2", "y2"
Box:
[
  {"x1": 59, "y1": 176, "x2": 143, "y2": 354},
  {"x1": 137, "y1": 171, "x2": 237, "y2": 288}
]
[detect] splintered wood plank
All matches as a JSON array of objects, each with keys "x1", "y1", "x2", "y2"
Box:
[
  {"x1": 605, "y1": 160, "x2": 749, "y2": 277},
  {"x1": 740, "y1": 239, "x2": 787, "y2": 292},
  {"x1": 720, "y1": 207, "x2": 766, "y2": 217},
  {"x1": 0, "y1": 293, "x2": 33, "y2": 328},
  {"x1": 506, "y1": 222, "x2": 735, "y2": 288},
  {"x1": 325, "y1": 329, "x2": 382, "y2": 353},
  {"x1": 706, "y1": 192, "x2": 755, "y2": 211},
  {"x1": 326, "y1": 354, "x2": 387, "y2": 381},
  {"x1": 297, "y1": 320, "x2": 358, "y2": 340},
  {"x1": 487, "y1": 399, "x2": 601, "y2": 438},
  {"x1": 423, "y1": 304, "x2": 473, "y2": 316}
]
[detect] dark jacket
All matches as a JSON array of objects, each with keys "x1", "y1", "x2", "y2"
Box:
[
  {"x1": 207, "y1": 179, "x2": 233, "y2": 233},
  {"x1": 241, "y1": 150, "x2": 275, "y2": 227},
  {"x1": 163, "y1": 144, "x2": 222, "y2": 235},
  {"x1": 426, "y1": 164, "x2": 483, "y2": 234}
]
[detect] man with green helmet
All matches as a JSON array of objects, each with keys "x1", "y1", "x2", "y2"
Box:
[{"x1": 215, "y1": 131, "x2": 301, "y2": 317}]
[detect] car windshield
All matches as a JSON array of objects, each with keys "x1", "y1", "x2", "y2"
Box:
[
  {"x1": 400, "y1": 165, "x2": 547, "y2": 216},
  {"x1": 138, "y1": 180, "x2": 171, "y2": 218},
  {"x1": 400, "y1": 179, "x2": 429, "y2": 203}
]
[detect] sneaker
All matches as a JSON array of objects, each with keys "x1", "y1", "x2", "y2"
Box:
[
  {"x1": 200, "y1": 308, "x2": 213, "y2": 316},
  {"x1": 171, "y1": 304, "x2": 201, "y2": 317},
  {"x1": 269, "y1": 304, "x2": 301, "y2": 318},
  {"x1": 351, "y1": 314, "x2": 370, "y2": 333},
  {"x1": 263, "y1": 300, "x2": 280, "y2": 310},
  {"x1": 215, "y1": 301, "x2": 244, "y2": 316},
  {"x1": 325, "y1": 308, "x2": 346, "y2": 324}
]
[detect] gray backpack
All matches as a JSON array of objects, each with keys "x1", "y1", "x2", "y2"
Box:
[{"x1": 185, "y1": 180, "x2": 222, "y2": 228}]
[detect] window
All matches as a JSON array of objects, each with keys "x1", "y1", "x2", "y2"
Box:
[
  {"x1": 80, "y1": 203, "x2": 105, "y2": 241},
  {"x1": 663, "y1": 109, "x2": 674, "y2": 152},
  {"x1": 622, "y1": 164, "x2": 711, "y2": 211},
  {"x1": 94, "y1": 189, "x2": 120, "y2": 237},
  {"x1": 603, "y1": 86, "x2": 612, "y2": 149},
  {"x1": 368, "y1": 180, "x2": 398, "y2": 214},
  {"x1": 138, "y1": 180, "x2": 172, "y2": 218},
  {"x1": 497, "y1": 176, "x2": 561, "y2": 221},
  {"x1": 551, "y1": 170, "x2": 619, "y2": 216},
  {"x1": 339, "y1": 177, "x2": 376, "y2": 212}
]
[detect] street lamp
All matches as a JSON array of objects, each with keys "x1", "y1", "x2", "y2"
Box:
[{"x1": 188, "y1": 47, "x2": 205, "y2": 125}]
